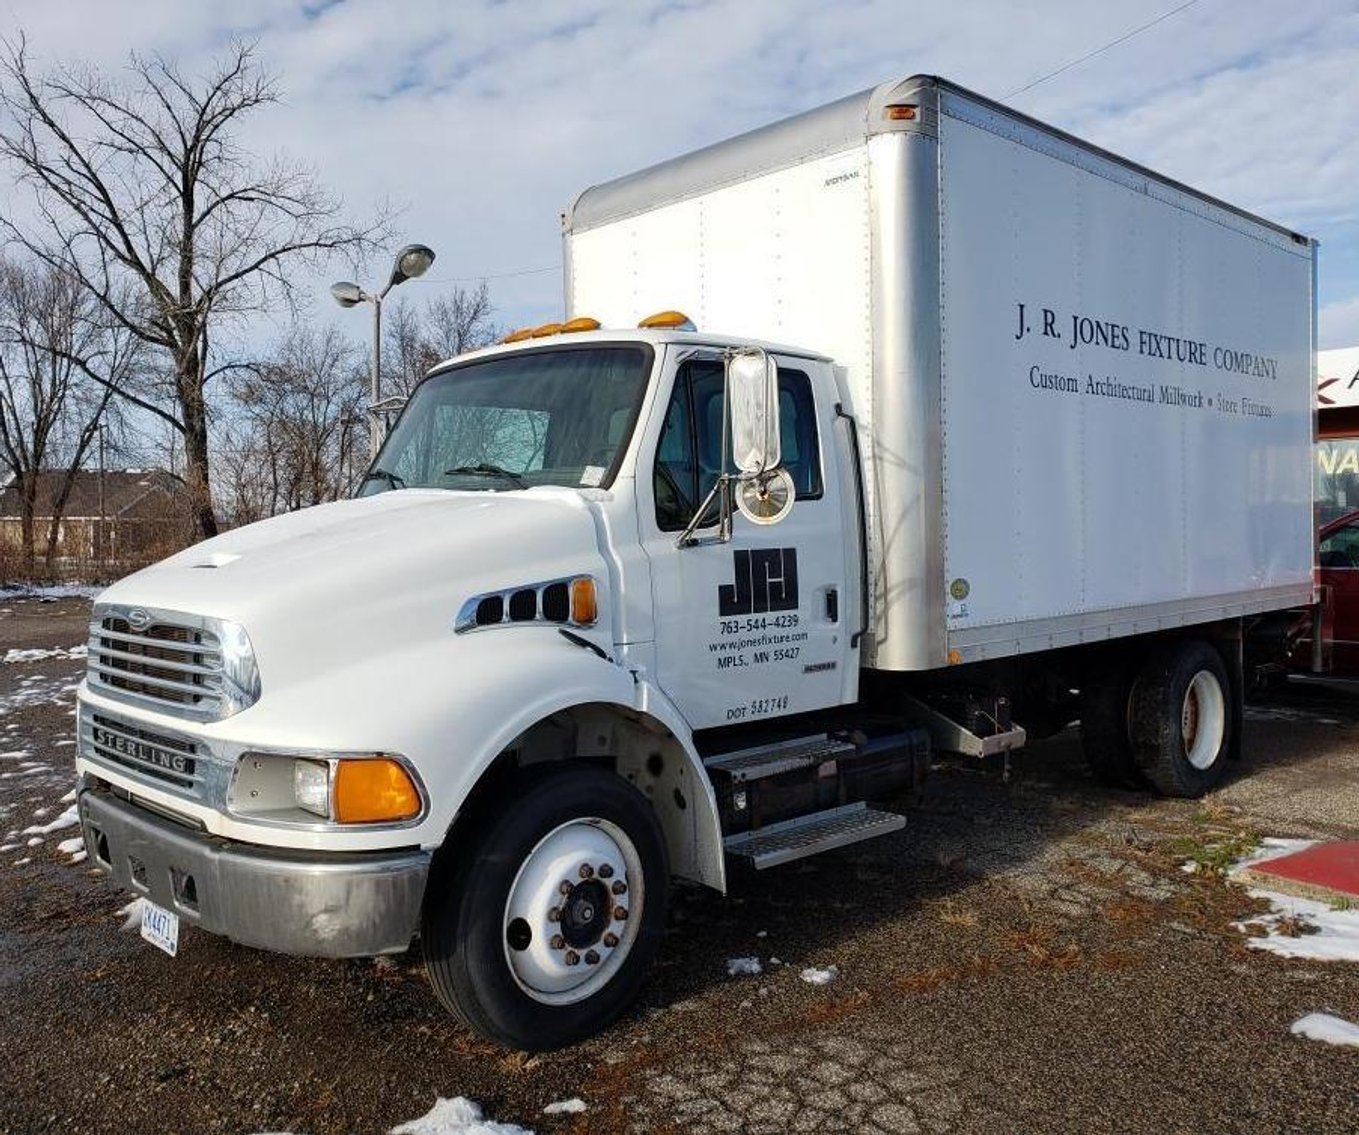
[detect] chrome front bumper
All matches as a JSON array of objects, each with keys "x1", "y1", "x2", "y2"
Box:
[{"x1": 78, "y1": 783, "x2": 430, "y2": 958}]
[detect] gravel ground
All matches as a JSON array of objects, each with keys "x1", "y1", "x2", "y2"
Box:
[{"x1": 2, "y1": 593, "x2": 1357, "y2": 1134}]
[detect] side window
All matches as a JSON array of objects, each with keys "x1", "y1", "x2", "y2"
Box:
[
  {"x1": 653, "y1": 362, "x2": 823, "y2": 531},
  {"x1": 777, "y1": 370, "x2": 824, "y2": 500},
  {"x1": 1320, "y1": 522, "x2": 1359, "y2": 569}
]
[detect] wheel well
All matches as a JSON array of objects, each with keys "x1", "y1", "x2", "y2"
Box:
[{"x1": 440, "y1": 703, "x2": 722, "y2": 891}]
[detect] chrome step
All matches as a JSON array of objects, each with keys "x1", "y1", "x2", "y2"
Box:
[
  {"x1": 704, "y1": 734, "x2": 856, "y2": 782},
  {"x1": 723, "y1": 802, "x2": 905, "y2": 869}
]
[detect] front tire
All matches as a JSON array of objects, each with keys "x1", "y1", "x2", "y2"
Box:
[
  {"x1": 421, "y1": 765, "x2": 668, "y2": 1050},
  {"x1": 1128, "y1": 640, "x2": 1232, "y2": 798}
]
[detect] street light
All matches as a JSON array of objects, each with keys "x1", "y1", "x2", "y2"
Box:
[{"x1": 331, "y1": 242, "x2": 436, "y2": 459}]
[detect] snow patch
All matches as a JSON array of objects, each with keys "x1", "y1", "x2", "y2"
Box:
[
  {"x1": 2, "y1": 645, "x2": 88, "y2": 664},
  {"x1": 0, "y1": 583, "x2": 100, "y2": 600},
  {"x1": 726, "y1": 956, "x2": 763, "y2": 977},
  {"x1": 388, "y1": 1096, "x2": 534, "y2": 1135},
  {"x1": 21, "y1": 805, "x2": 78, "y2": 836},
  {"x1": 119, "y1": 898, "x2": 144, "y2": 930},
  {"x1": 800, "y1": 965, "x2": 840, "y2": 986},
  {"x1": 57, "y1": 835, "x2": 85, "y2": 860},
  {"x1": 12, "y1": 857, "x2": 31, "y2": 866},
  {"x1": 1291, "y1": 1012, "x2": 1359, "y2": 1047},
  {"x1": 1234, "y1": 890, "x2": 1359, "y2": 962},
  {"x1": 1231, "y1": 837, "x2": 1315, "y2": 872},
  {"x1": 542, "y1": 1098, "x2": 586, "y2": 1115}
]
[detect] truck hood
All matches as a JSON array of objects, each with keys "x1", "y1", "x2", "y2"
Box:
[{"x1": 95, "y1": 488, "x2": 610, "y2": 692}]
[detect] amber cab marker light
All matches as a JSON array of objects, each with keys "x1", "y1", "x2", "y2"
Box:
[
  {"x1": 501, "y1": 327, "x2": 534, "y2": 343},
  {"x1": 529, "y1": 322, "x2": 564, "y2": 338},
  {"x1": 638, "y1": 310, "x2": 695, "y2": 330},
  {"x1": 561, "y1": 316, "x2": 602, "y2": 333},
  {"x1": 884, "y1": 104, "x2": 918, "y2": 121},
  {"x1": 570, "y1": 577, "x2": 598, "y2": 625},
  {"x1": 333, "y1": 758, "x2": 422, "y2": 824}
]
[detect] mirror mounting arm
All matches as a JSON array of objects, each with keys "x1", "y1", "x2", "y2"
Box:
[{"x1": 675, "y1": 474, "x2": 733, "y2": 549}]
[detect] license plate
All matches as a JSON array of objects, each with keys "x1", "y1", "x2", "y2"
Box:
[{"x1": 140, "y1": 899, "x2": 180, "y2": 957}]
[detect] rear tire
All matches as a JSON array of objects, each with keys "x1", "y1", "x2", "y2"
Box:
[
  {"x1": 421, "y1": 764, "x2": 669, "y2": 1050},
  {"x1": 1079, "y1": 666, "x2": 1144, "y2": 788},
  {"x1": 1128, "y1": 640, "x2": 1232, "y2": 798}
]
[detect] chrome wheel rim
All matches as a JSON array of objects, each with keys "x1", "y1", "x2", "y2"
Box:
[{"x1": 502, "y1": 818, "x2": 642, "y2": 1005}]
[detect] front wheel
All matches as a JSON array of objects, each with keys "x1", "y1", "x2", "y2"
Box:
[
  {"x1": 1128, "y1": 640, "x2": 1233, "y2": 798},
  {"x1": 421, "y1": 765, "x2": 668, "y2": 1050}
]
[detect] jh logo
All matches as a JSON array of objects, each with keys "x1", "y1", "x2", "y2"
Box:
[{"x1": 719, "y1": 548, "x2": 799, "y2": 616}]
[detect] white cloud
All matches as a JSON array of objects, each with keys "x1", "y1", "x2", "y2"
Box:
[{"x1": 3, "y1": 0, "x2": 1358, "y2": 336}]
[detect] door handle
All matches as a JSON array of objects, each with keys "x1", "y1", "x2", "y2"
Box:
[{"x1": 825, "y1": 588, "x2": 839, "y2": 623}]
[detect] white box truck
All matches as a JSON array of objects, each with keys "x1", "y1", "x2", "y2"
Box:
[{"x1": 75, "y1": 76, "x2": 1316, "y2": 1049}]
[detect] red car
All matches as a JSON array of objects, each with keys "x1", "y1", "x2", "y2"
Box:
[{"x1": 1286, "y1": 508, "x2": 1359, "y2": 674}]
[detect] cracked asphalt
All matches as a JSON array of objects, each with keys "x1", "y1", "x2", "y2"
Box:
[{"x1": 2, "y1": 593, "x2": 1357, "y2": 1134}]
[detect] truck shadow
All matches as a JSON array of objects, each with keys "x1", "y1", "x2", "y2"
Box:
[{"x1": 624, "y1": 699, "x2": 1358, "y2": 1028}]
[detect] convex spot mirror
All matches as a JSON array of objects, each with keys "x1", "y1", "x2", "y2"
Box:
[{"x1": 727, "y1": 348, "x2": 781, "y2": 476}]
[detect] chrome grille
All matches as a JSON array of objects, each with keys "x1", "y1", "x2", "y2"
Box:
[
  {"x1": 81, "y1": 709, "x2": 204, "y2": 798},
  {"x1": 89, "y1": 613, "x2": 224, "y2": 719}
]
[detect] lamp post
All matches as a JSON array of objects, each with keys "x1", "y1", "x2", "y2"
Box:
[{"x1": 331, "y1": 243, "x2": 436, "y2": 459}]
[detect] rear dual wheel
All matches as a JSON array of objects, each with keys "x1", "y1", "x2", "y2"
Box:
[
  {"x1": 1128, "y1": 640, "x2": 1232, "y2": 798},
  {"x1": 421, "y1": 765, "x2": 668, "y2": 1051},
  {"x1": 1081, "y1": 639, "x2": 1233, "y2": 797}
]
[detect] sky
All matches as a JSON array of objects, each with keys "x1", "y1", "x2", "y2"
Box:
[{"x1": 3, "y1": 0, "x2": 1359, "y2": 353}]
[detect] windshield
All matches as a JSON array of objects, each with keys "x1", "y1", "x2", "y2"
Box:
[{"x1": 361, "y1": 344, "x2": 653, "y2": 495}]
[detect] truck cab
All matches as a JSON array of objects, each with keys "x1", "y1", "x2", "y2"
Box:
[{"x1": 76, "y1": 323, "x2": 896, "y2": 1050}]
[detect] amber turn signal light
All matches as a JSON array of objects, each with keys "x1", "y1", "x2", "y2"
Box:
[
  {"x1": 570, "y1": 577, "x2": 598, "y2": 625},
  {"x1": 333, "y1": 758, "x2": 422, "y2": 824}
]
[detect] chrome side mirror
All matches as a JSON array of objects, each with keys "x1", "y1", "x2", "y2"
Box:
[{"x1": 727, "y1": 348, "x2": 780, "y2": 475}]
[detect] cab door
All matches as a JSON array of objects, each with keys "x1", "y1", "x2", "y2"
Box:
[{"x1": 638, "y1": 349, "x2": 857, "y2": 730}]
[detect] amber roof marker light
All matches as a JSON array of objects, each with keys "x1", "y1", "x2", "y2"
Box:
[{"x1": 638, "y1": 310, "x2": 696, "y2": 331}]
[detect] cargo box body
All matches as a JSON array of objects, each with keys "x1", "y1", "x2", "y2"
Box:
[{"x1": 565, "y1": 76, "x2": 1316, "y2": 672}]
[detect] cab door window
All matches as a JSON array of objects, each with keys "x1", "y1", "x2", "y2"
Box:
[{"x1": 654, "y1": 360, "x2": 822, "y2": 531}]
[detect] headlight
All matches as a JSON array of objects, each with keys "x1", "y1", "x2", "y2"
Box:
[
  {"x1": 230, "y1": 752, "x2": 425, "y2": 826},
  {"x1": 292, "y1": 759, "x2": 330, "y2": 817},
  {"x1": 216, "y1": 619, "x2": 261, "y2": 716}
]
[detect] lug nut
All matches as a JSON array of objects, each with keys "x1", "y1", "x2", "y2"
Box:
[
  {"x1": 550, "y1": 935, "x2": 566, "y2": 951},
  {"x1": 559, "y1": 880, "x2": 573, "y2": 895},
  {"x1": 584, "y1": 949, "x2": 600, "y2": 965},
  {"x1": 579, "y1": 863, "x2": 594, "y2": 879},
  {"x1": 598, "y1": 864, "x2": 614, "y2": 879},
  {"x1": 603, "y1": 932, "x2": 619, "y2": 948},
  {"x1": 613, "y1": 905, "x2": 628, "y2": 921},
  {"x1": 611, "y1": 880, "x2": 627, "y2": 895},
  {"x1": 564, "y1": 950, "x2": 580, "y2": 966},
  {"x1": 547, "y1": 907, "x2": 562, "y2": 922}
]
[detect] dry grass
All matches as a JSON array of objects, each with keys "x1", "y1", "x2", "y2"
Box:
[{"x1": 936, "y1": 902, "x2": 980, "y2": 929}]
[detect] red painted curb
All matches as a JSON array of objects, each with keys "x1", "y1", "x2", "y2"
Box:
[{"x1": 1248, "y1": 842, "x2": 1359, "y2": 899}]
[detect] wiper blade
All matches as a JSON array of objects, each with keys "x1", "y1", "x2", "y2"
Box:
[
  {"x1": 444, "y1": 463, "x2": 528, "y2": 489},
  {"x1": 361, "y1": 467, "x2": 406, "y2": 489}
]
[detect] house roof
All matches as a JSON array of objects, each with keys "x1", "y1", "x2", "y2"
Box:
[{"x1": 0, "y1": 469, "x2": 186, "y2": 520}]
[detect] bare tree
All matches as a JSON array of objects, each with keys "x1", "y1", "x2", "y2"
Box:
[
  {"x1": 383, "y1": 282, "x2": 501, "y2": 398},
  {"x1": 218, "y1": 323, "x2": 365, "y2": 523},
  {"x1": 0, "y1": 254, "x2": 142, "y2": 573},
  {"x1": 0, "y1": 37, "x2": 383, "y2": 540}
]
